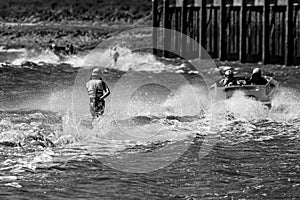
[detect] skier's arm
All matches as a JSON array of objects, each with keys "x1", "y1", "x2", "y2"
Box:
[{"x1": 99, "y1": 82, "x2": 110, "y2": 100}]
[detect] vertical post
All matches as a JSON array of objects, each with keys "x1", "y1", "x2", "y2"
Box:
[
  {"x1": 240, "y1": 0, "x2": 247, "y2": 62},
  {"x1": 262, "y1": 0, "x2": 270, "y2": 64},
  {"x1": 189, "y1": 8, "x2": 194, "y2": 56},
  {"x1": 164, "y1": 0, "x2": 171, "y2": 58},
  {"x1": 214, "y1": 7, "x2": 218, "y2": 58},
  {"x1": 219, "y1": 0, "x2": 227, "y2": 61},
  {"x1": 152, "y1": 0, "x2": 158, "y2": 56},
  {"x1": 196, "y1": 8, "x2": 200, "y2": 45},
  {"x1": 200, "y1": 0, "x2": 207, "y2": 58},
  {"x1": 181, "y1": 0, "x2": 188, "y2": 57},
  {"x1": 285, "y1": 0, "x2": 294, "y2": 66},
  {"x1": 175, "y1": 7, "x2": 180, "y2": 54}
]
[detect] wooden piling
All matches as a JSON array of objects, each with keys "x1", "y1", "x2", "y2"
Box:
[
  {"x1": 152, "y1": 0, "x2": 298, "y2": 65},
  {"x1": 175, "y1": 7, "x2": 180, "y2": 53},
  {"x1": 181, "y1": 0, "x2": 188, "y2": 57},
  {"x1": 152, "y1": 0, "x2": 158, "y2": 56},
  {"x1": 188, "y1": 8, "x2": 193, "y2": 55},
  {"x1": 163, "y1": 0, "x2": 171, "y2": 58},
  {"x1": 262, "y1": 0, "x2": 270, "y2": 64},
  {"x1": 214, "y1": 7, "x2": 218, "y2": 59},
  {"x1": 240, "y1": 0, "x2": 247, "y2": 63},
  {"x1": 219, "y1": 0, "x2": 227, "y2": 61},
  {"x1": 200, "y1": 0, "x2": 207, "y2": 58},
  {"x1": 285, "y1": 0, "x2": 294, "y2": 66}
]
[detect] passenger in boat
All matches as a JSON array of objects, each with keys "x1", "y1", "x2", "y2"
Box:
[
  {"x1": 49, "y1": 42, "x2": 75, "y2": 57},
  {"x1": 249, "y1": 68, "x2": 268, "y2": 85},
  {"x1": 220, "y1": 70, "x2": 237, "y2": 87},
  {"x1": 86, "y1": 68, "x2": 111, "y2": 118},
  {"x1": 65, "y1": 44, "x2": 75, "y2": 55}
]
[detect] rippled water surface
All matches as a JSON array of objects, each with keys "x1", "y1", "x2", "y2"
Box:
[{"x1": 0, "y1": 47, "x2": 300, "y2": 199}]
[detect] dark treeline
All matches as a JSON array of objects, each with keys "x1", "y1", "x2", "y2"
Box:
[{"x1": 0, "y1": 0, "x2": 152, "y2": 23}]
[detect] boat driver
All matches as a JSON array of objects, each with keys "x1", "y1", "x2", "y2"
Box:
[
  {"x1": 220, "y1": 70, "x2": 237, "y2": 87},
  {"x1": 249, "y1": 68, "x2": 268, "y2": 85}
]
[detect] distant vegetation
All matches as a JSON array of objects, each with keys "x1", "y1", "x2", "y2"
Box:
[{"x1": 0, "y1": 0, "x2": 152, "y2": 24}]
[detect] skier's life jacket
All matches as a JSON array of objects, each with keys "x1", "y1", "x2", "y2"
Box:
[{"x1": 86, "y1": 79, "x2": 105, "y2": 99}]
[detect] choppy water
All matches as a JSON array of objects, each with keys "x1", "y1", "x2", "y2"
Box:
[{"x1": 0, "y1": 46, "x2": 300, "y2": 199}]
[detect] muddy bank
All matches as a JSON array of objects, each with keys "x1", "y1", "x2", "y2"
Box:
[{"x1": 0, "y1": 23, "x2": 138, "y2": 52}]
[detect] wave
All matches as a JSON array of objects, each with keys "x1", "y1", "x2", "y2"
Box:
[
  {"x1": 0, "y1": 46, "x2": 26, "y2": 53},
  {"x1": 2, "y1": 48, "x2": 300, "y2": 158},
  {"x1": 1, "y1": 84, "x2": 300, "y2": 148},
  {"x1": 0, "y1": 86, "x2": 300, "y2": 176},
  {"x1": 8, "y1": 46, "x2": 185, "y2": 73},
  {"x1": 270, "y1": 87, "x2": 300, "y2": 121},
  {"x1": 66, "y1": 45, "x2": 180, "y2": 73},
  {"x1": 12, "y1": 50, "x2": 61, "y2": 65}
]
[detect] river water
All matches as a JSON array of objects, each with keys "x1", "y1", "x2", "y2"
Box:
[{"x1": 0, "y1": 44, "x2": 299, "y2": 199}]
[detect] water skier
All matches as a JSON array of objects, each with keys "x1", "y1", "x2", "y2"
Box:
[
  {"x1": 110, "y1": 46, "x2": 119, "y2": 66},
  {"x1": 86, "y1": 68, "x2": 110, "y2": 118}
]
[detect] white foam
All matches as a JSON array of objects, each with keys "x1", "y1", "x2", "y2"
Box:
[
  {"x1": 65, "y1": 46, "x2": 175, "y2": 72},
  {"x1": 12, "y1": 50, "x2": 60, "y2": 65},
  {"x1": 163, "y1": 85, "x2": 209, "y2": 116},
  {"x1": 0, "y1": 46, "x2": 26, "y2": 53}
]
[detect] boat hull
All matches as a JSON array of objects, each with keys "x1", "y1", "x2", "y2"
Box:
[{"x1": 210, "y1": 77, "x2": 279, "y2": 106}]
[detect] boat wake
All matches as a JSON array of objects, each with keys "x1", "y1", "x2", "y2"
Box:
[
  {"x1": 7, "y1": 46, "x2": 184, "y2": 73},
  {"x1": 0, "y1": 83, "x2": 300, "y2": 178},
  {"x1": 1, "y1": 45, "x2": 300, "y2": 176},
  {"x1": 1, "y1": 83, "x2": 299, "y2": 147}
]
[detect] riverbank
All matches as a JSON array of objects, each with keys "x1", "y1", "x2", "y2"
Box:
[{"x1": 0, "y1": 22, "x2": 147, "y2": 52}]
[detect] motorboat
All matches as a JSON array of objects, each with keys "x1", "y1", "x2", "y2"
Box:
[{"x1": 210, "y1": 76, "x2": 279, "y2": 108}]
